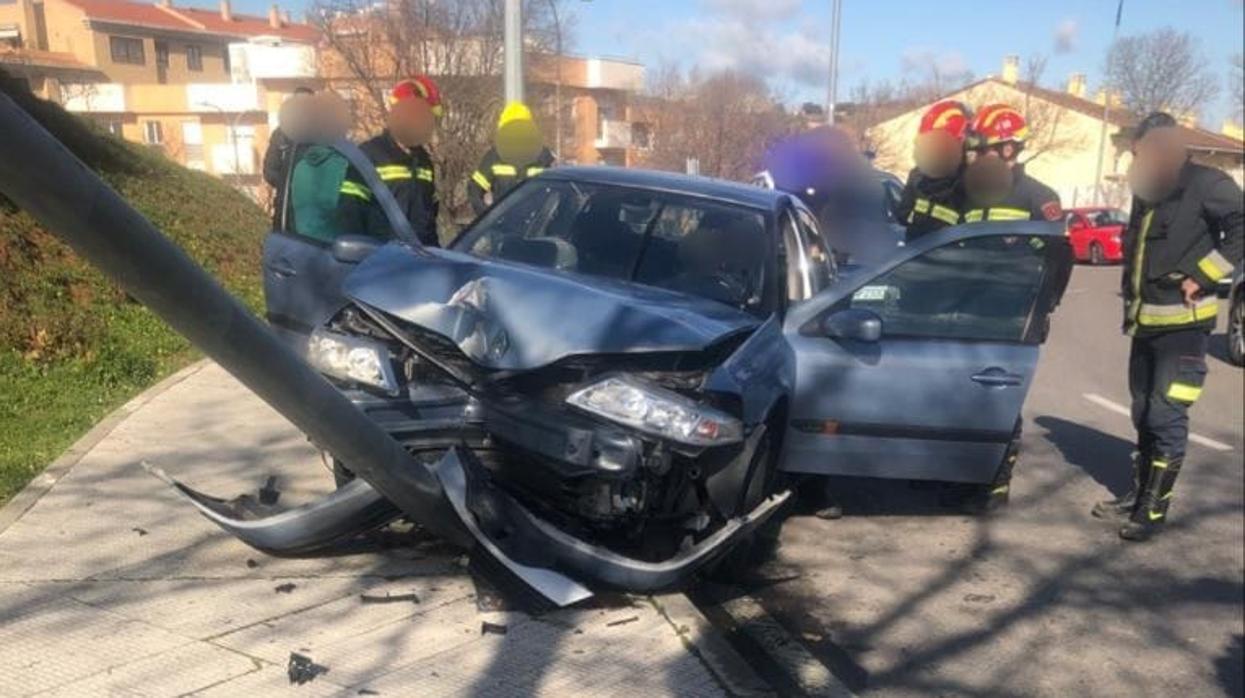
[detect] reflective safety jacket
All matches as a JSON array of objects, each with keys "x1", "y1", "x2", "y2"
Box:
[
  {"x1": 896, "y1": 167, "x2": 964, "y2": 240},
  {"x1": 962, "y1": 166, "x2": 1063, "y2": 225},
  {"x1": 467, "y1": 146, "x2": 555, "y2": 216},
  {"x1": 337, "y1": 131, "x2": 439, "y2": 246},
  {"x1": 1122, "y1": 161, "x2": 1243, "y2": 336}
]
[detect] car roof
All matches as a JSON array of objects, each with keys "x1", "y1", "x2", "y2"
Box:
[{"x1": 539, "y1": 166, "x2": 789, "y2": 211}]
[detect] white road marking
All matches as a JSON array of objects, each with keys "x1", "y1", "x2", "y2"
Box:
[
  {"x1": 717, "y1": 592, "x2": 855, "y2": 697},
  {"x1": 1082, "y1": 393, "x2": 1234, "y2": 452}
]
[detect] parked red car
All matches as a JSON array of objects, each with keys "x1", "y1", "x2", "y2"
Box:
[{"x1": 1065, "y1": 207, "x2": 1126, "y2": 265}]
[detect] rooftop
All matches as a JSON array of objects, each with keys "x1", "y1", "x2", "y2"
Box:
[{"x1": 63, "y1": 0, "x2": 316, "y2": 43}]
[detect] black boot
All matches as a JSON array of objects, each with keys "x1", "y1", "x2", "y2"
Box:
[
  {"x1": 1092, "y1": 451, "x2": 1150, "y2": 521},
  {"x1": 1119, "y1": 456, "x2": 1181, "y2": 542}
]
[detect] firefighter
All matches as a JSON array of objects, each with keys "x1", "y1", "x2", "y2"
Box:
[
  {"x1": 1092, "y1": 112, "x2": 1243, "y2": 542},
  {"x1": 954, "y1": 104, "x2": 1066, "y2": 512},
  {"x1": 468, "y1": 102, "x2": 555, "y2": 216},
  {"x1": 896, "y1": 100, "x2": 972, "y2": 240},
  {"x1": 961, "y1": 103, "x2": 1064, "y2": 224},
  {"x1": 338, "y1": 76, "x2": 443, "y2": 245}
]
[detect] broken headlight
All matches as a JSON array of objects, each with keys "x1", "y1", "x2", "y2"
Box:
[
  {"x1": 308, "y1": 329, "x2": 400, "y2": 395},
  {"x1": 566, "y1": 375, "x2": 743, "y2": 447}
]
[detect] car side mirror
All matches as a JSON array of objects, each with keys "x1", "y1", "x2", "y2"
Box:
[
  {"x1": 822, "y1": 308, "x2": 882, "y2": 343},
  {"x1": 332, "y1": 235, "x2": 382, "y2": 264}
]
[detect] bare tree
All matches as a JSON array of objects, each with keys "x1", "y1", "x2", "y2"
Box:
[
  {"x1": 638, "y1": 68, "x2": 800, "y2": 181},
  {"x1": 311, "y1": 0, "x2": 569, "y2": 226},
  {"x1": 1105, "y1": 28, "x2": 1220, "y2": 119}
]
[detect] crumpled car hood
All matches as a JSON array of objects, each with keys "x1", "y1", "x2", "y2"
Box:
[{"x1": 342, "y1": 244, "x2": 761, "y2": 371}]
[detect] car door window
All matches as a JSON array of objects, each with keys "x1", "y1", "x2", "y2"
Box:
[
  {"x1": 794, "y1": 207, "x2": 835, "y2": 294},
  {"x1": 844, "y1": 235, "x2": 1050, "y2": 342}
]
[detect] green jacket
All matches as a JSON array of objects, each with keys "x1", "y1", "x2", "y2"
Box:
[{"x1": 289, "y1": 145, "x2": 350, "y2": 243}]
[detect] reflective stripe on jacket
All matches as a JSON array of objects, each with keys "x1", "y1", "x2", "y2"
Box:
[{"x1": 1122, "y1": 161, "x2": 1244, "y2": 335}]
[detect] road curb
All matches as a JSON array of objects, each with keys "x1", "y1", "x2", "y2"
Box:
[
  {"x1": 0, "y1": 359, "x2": 209, "y2": 534},
  {"x1": 651, "y1": 593, "x2": 775, "y2": 697}
]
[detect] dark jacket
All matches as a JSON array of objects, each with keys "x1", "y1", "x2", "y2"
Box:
[
  {"x1": 963, "y1": 166, "x2": 1063, "y2": 224},
  {"x1": 896, "y1": 167, "x2": 964, "y2": 240},
  {"x1": 467, "y1": 146, "x2": 555, "y2": 216},
  {"x1": 1122, "y1": 160, "x2": 1243, "y2": 336},
  {"x1": 337, "y1": 131, "x2": 439, "y2": 246},
  {"x1": 263, "y1": 128, "x2": 303, "y2": 230}
]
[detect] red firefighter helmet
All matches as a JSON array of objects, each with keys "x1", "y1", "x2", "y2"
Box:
[
  {"x1": 969, "y1": 103, "x2": 1029, "y2": 147},
  {"x1": 917, "y1": 100, "x2": 972, "y2": 142},
  {"x1": 390, "y1": 75, "x2": 443, "y2": 117}
]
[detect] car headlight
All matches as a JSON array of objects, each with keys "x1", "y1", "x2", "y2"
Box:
[
  {"x1": 566, "y1": 375, "x2": 743, "y2": 446},
  {"x1": 308, "y1": 329, "x2": 399, "y2": 395}
]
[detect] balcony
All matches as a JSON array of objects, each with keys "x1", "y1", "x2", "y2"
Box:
[
  {"x1": 228, "y1": 41, "x2": 317, "y2": 82},
  {"x1": 61, "y1": 83, "x2": 126, "y2": 112},
  {"x1": 595, "y1": 119, "x2": 632, "y2": 150}
]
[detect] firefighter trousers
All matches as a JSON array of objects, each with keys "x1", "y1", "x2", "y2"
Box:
[{"x1": 1127, "y1": 328, "x2": 1209, "y2": 515}]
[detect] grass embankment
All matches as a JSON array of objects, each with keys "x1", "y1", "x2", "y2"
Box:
[{"x1": 0, "y1": 72, "x2": 268, "y2": 504}]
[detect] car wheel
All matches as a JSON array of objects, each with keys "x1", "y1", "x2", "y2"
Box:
[
  {"x1": 705, "y1": 426, "x2": 783, "y2": 582},
  {"x1": 1089, "y1": 242, "x2": 1106, "y2": 266},
  {"x1": 1229, "y1": 291, "x2": 1245, "y2": 367}
]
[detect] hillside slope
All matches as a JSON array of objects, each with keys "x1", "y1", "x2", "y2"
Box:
[{"x1": 0, "y1": 71, "x2": 269, "y2": 503}]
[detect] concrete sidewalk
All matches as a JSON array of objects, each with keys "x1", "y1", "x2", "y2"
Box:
[{"x1": 0, "y1": 362, "x2": 756, "y2": 697}]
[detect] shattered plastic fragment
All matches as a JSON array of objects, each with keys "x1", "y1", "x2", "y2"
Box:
[
  {"x1": 481, "y1": 622, "x2": 508, "y2": 636},
  {"x1": 274, "y1": 583, "x2": 297, "y2": 594},
  {"x1": 287, "y1": 653, "x2": 329, "y2": 685},
  {"x1": 359, "y1": 592, "x2": 420, "y2": 605}
]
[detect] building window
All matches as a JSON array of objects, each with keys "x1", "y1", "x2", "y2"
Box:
[
  {"x1": 109, "y1": 36, "x2": 145, "y2": 65},
  {"x1": 143, "y1": 120, "x2": 163, "y2": 145},
  {"x1": 98, "y1": 118, "x2": 123, "y2": 138},
  {"x1": 186, "y1": 45, "x2": 202, "y2": 72},
  {"x1": 631, "y1": 123, "x2": 652, "y2": 150}
]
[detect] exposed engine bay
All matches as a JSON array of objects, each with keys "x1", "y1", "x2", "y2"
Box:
[{"x1": 321, "y1": 301, "x2": 774, "y2": 567}]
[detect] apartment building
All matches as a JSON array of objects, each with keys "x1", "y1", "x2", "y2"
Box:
[
  {"x1": 0, "y1": 0, "x2": 318, "y2": 198},
  {"x1": 527, "y1": 53, "x2": 651, "y2": 168}
]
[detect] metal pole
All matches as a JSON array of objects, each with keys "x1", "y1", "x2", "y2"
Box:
[
  {"x1": 549, "y1": 0, "x2": 563, "y2": 157},
  {"x1": 1093, "y1": 0, "x2": 1124, "y2": 203},
  {"x1": 0, "y1": 91, "x2": 470, "y2": 547},
  {"x1": 827, "y1": 0, "x2": 842, "y2": 125},
  {"x1": 504, "y1": 0, "x2": 524, "y2": 104}
]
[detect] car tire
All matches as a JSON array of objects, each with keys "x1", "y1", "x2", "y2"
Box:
[
  {"x1": 704, "y1": 426, "x2": 784, "y2": 583},
  {"x1": 1089, "y1": 242, "x2": 1106, "y2": 266},
  {"x1": 1229, "y1": 291, "x2": 1244, "y2": 367}
]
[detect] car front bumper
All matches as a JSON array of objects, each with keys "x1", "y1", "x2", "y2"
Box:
[{"x1": 153, "y1": 392, "x2": 789, "y2": 606}]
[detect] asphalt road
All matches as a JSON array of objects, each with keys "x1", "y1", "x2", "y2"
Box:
[{"x1": 699, "y1": 265, "x2": 1245, "y2": 697}]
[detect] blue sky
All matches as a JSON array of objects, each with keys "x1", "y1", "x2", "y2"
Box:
[{"x1": 248, "y1": 0, "x2": 1245, "y2": 126}]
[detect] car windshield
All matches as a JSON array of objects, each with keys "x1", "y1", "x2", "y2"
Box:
[{"x1": 455, "y1": 179, "x2": 772, "y2": 314}]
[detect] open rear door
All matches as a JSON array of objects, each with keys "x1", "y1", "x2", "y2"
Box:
[{"x1": 781, "y1": 223, "x2": 1071, "y2": 483}]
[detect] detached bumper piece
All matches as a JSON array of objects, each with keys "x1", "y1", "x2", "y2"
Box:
[{"x1": 144, "y1": 463, "x2": 401, "y2": 556}]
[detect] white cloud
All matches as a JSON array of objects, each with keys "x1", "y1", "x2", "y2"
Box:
[
  {"x1": 686, "y1": 16, "x2": 831, "y2": 88},
  {"x1": 1054, "y1": 18, "x2": 1078, "y2": 54},
  {"x1": 900, "y1": 47, "x2": 969, "y2": 77},
  {"x1": 703, "y1": 0, "x2": 804, "y2": 21}
]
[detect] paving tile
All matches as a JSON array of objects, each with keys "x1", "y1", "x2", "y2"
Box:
[{"x1": 34, "y1": 641, "x2": 260, "y2": 698}]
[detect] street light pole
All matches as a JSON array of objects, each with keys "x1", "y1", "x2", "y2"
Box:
[
  {"x1": 548, "y1": 0, "x2": 563, "y2": 158},
  {"x1": 826, "y1": 0, "x2": 842, "y2": 126},
  {"x1": 503, "y1": 0, "x2": 524, "y2": 104},
  {"x1": 198, "y1": 101, "x2": 244, "y2": 185},
  {"x1": 1093, "y1": 0, "x2": 1124, "y2": 204}
]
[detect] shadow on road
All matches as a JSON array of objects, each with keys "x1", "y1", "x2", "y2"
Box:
[{"x1": 1034, "y1": 415, "x2": 1135, "y2": 496}]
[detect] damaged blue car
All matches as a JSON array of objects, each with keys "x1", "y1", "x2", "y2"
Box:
[{"x1": 228, "y1": 149, "x2": 1071, "y2": 602}]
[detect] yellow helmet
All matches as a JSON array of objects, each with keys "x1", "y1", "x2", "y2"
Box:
[{"x1": 498, "y1": 101, "x2": 534, "y2": 129}]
